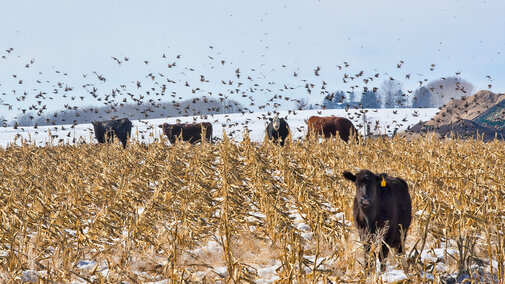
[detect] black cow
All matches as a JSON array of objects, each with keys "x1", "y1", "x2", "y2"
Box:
[
  {"x1": 343, "y1": 170, "x2": 412, "y2": 271},
  {"x1": 158, "y1": 122, "x2": 212, "y2": 144},
  {"x1": 92, "y1": 118, "x2": 132, "y2": 149},
  {"x1": 266, "y1": 117, "x2": 290, "y2": 146}
]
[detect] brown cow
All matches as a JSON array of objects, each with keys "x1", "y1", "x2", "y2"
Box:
[
  {"x1": 158, "y1": 122, "x2": 212, "y2": 144},
  {"x1": 343, "y1": 170, "x2": 412, "y2": 271},
  {"x1": 306, "y1": 116, "x2": 358, "y2": 142}
]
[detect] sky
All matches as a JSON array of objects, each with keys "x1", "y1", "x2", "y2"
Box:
[{"x1": 0, "y1": 0, "x2": 504, "y2": 120}]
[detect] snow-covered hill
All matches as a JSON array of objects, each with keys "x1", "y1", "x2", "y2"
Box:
[{"x1": 0, "y1": 108, "x2": 438, "y2": 147}]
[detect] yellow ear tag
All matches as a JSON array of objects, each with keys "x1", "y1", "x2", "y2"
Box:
[{"x1": 381, "y1": 177, "x2": 386, "y2": 187}]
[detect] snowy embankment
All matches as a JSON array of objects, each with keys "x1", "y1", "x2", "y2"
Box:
[{"x1": 0, "y1": 108, "x2": 437, "y2": 147}]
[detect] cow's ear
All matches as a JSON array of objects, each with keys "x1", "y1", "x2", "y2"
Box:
[
  {"x1": 377, "y1": 173, "x2": 388, "y2": 187},
  {"x1": 269, "y1": 117, "x2": 273, "y2": 121},
  {"x1": 376, "y1": 173, "x2": 388, "y2": 181},
  {"x1": 343, "y1": 171, "x2": 356, "y2": 182},
  {"x1": 158, "y1": 124, "x2": 163, "y2": 128}
]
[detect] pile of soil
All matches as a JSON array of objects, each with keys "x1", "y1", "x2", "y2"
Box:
[
  {"x1": 426, "y1": 90, "x2": 505, "y2": 126},
  {"x1": 407, "y1": 90, "x2": 505, "y2": 141},
  {"x1": 409, "y1": 119, "x2": 505, "y2": 141}
]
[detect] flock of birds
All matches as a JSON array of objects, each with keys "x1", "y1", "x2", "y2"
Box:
[{"x1": 0, "y1": 45, "x2": 494, "y2": 142}]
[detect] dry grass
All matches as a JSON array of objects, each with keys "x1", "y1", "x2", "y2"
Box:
[{"x1": 0, "y1": 133, "x2": 504, "y2": 283}]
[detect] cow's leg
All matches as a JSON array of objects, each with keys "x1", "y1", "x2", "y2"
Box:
[
  {"x1": 106, "y1": 131, "x2": 114, "y2": 144},
  {"x1": 397, "y1": 226, "x2": 408, "y2": 255},
  {"x1": 274, "y1": 131, "x2": 280, "y2": 145},
  {"x1": 120, "y1": 138, "x2": 127, "y2": 149},
  {"x1": 379, "y1": 243, "x2": 389, "y2": 272},
  {"x1": 363, "y1": 243, "x2": 373, "y2": 272},
  {"x1": 397, "y1": 241, "x2": 404, "y2": 254}
]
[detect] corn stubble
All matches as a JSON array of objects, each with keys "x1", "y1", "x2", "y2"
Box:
[{"x1": 0, "y1": 133, "x2": 504, "y2": 283}]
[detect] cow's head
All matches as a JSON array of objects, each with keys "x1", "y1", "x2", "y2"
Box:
[
  {"x1": 343, "y1": 170, "x2": 387, "y2": 209},
  {"x1": 159, "y1": 123, "x2": 179, "y2": 144},
  {"x1": 158, "y1": 123, "x2": 172, "y2": 136},
  {"x1": 91, "y1": 121, "x2": 106, "y2": 143},
  {"x1": 272, "y1": 117, "x2": 281, "y2": 131}
]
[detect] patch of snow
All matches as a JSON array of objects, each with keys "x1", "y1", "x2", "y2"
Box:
[
  {"x1": 256, "y1": 260, "x2": 281, "y2": 283},
  {"x1": 289, "y1": 212, "x2": 305, "y2": 224},
  {"x1": 64, "y1": 229, "x2": 77, "y2": 237},
  {"x1": 76, "y1": 260, "x2": 96, "y2": 270},
  {"x1": 420, "y1": 248, "x2": 457, "y2": 262},
  {"x1": 193, "y1": 271, "x2": 208, "y2": 281},
  {"x1": 321, "y1": 202, "x2": 338, "y2": 213},
  {"x1": 296, "y1": 223, "x2": 311, "y2": 232},
  {"x1": 145, "y1": 280, "x2": 168, "y2": 284},
  {"x1": 379, "y1": 268, "x2": 408, "y2": 283},
  {"x1": 332, "y1": 212, "x2": 352, "y2": 226},
  {"x1": 304, "y1": 255, "x2": 331, "y2": 271},
  {"x1": 420, "y1": 271, "x2": 435, "y2": 281},
  {"x1": 204, "y1": 240, "x2": 222, "y2": 254},
  {"x1": 300, "y1": 232, "x2": 313, "y2": 240},
  {"x1": 21, "y1": 270, "x2": 39, "y2": 282},
  {"x1": 99, "y1": 268, "x2": 109, "y2": 277},
  {"x1": 188, "y1": 240, "x2": 222, "y2": 256},
  {"x1": 249, "y1": 211, "x2": 266, "y2": 219},
  {"x1": 246, "y1": 211, "x2": 266, "y2": 223},
  {"x1": 414, "y1": 209, "x2": 427, "y2": 217},
  {"x1": 137, "y1": 207, "x2": 145, "y2": 215},
  {"x1": 214, "y1": 266, "x2": 228, "y2": 278},
  {"x1": 492, "y1": 260, "x2": 505, "y2": 269}
]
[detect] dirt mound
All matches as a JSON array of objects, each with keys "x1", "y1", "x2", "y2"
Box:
[
  {"x1": 408, "y1": 119, "x2": 505, "y2": 141},
  {"x1": 425, "y1": 90, "x2": 505, "y2": 127},
  {"x1": 408, "y1": 90, "x2": 505, "y2": 141}
]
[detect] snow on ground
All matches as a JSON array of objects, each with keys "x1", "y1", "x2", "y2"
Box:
[
  {"x1": 379, "y1": 268, "x2": 409, "y2": 283},
  {"x1": 3, "y1": 108, "x2": 444, "y2": 282},
  {"x1": 256, "y1": 260, "x2": 282, "y2": 283},
  {"x1": 0, "y1": 108, "x2": 437, "y2": 147}
]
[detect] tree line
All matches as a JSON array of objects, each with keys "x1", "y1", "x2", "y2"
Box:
[
  {"x1": 10, "y1": 98, "x2": 243, "y2": 127},
  {"x1": 298, "y1": 76, "x2": 474, "y2": 110}
]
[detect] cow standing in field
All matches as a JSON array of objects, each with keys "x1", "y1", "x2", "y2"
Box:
[
  {"x1": 266, "y1": 117, "x2": 290, "y2": 146},
  {"x1": 158, "y1": 122, "x2": 212, "y2": 144},
  {"x1": 306, "y1": 116, "x2": 358, "y2": 142},
  {"x1": 92, "y1": 118, "x2": 132, "y2": 149},
  {"x1": 343, "y1": 170, "x2": 412, "y2": 271}
]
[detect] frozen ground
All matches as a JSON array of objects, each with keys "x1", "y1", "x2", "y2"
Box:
[
  {"x1": 4, "y1": 107, "x2": 454, "y2": 283},
  {"x1": 0, "y1": 108, "x2": 437, "y2": 147}
]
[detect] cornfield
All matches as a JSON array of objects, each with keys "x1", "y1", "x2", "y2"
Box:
[{"x1": 0, "y1": 133, "x2": 504, "y2": 283}]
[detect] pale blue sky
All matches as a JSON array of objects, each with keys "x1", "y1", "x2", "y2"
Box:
[{"x1": 0, "y1": 0, "x2": 504, "y2": 119}]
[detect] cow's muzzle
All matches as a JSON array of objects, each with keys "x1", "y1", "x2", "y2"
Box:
[{"x1": 359, "y1": 197, "x2": 371, "y2": 208}]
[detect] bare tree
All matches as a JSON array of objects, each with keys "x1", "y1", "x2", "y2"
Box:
[
  {"x1": 17, "y1": 98, "x2": 243, "y2": 126},
  {"x1": 0, "y1": 116, "x2": 7, "y2": 127},
  {"x1": 348, "y1": 91, "x2": 356, "y2": 103},
  {"x1": 296, "y1": 98, "x2": 310, "y2": 110},
  {"x1": 361, "y1": 91, "x2": 381, "y2": 108},
  {"x1": 412, "y1": 87, "x2": 434, "y2": 108},
  {"x1": 380, "y1": 79, "x2": 403, "y2": 108},
  {"x1": 425, "y1": 76, "x2": 474, "y2": 107},
  {"x1": 13, "y1": 113, "x2": 35, "y2": 126}
]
